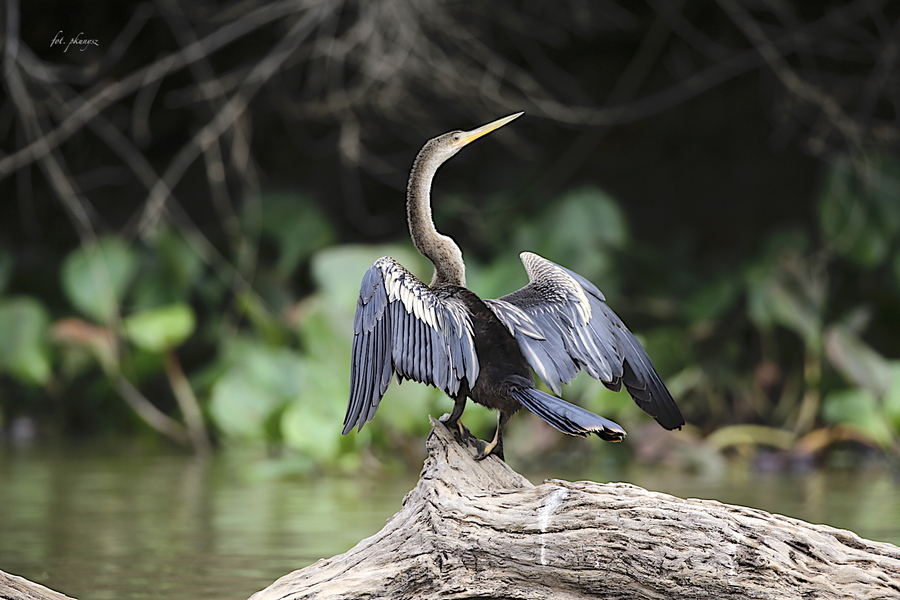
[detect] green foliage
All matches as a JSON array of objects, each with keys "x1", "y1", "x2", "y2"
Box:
[
  {"x1": 3, "y1": 162, "x2": 900, "y2": 467},
  {"x1": 529, "y1": 186, "x2": 628, "y2": 287},
  {"x1": 467, "y1": 186, "x2": 629, "y2": 301},
  {"x1": 308, "y1": 244, "x2": 425, "y2": 317},
  {"x1": 61, "y1": 237, "x2": 139, "y2": 324},
  {"x1": 252, "y1": 192, "x2": 335, "y2": 278},
  {"x1": 283, "y1": 245, "x2": 461, "y2": 457},
  {"x1": 124, "y1": 304, "x2": 196, "y2": 353},
  {"x1": 211, "y1": 243, "x2": 449, "y2": 465},
  {"x1": 744, "y1": 232, "x2": 814, "y2": 335},
  {"x1": 131, "y1": 229, "x2": 203, "y2": 309},
  {"x1": 671, "y1": 155, "x2": 900, "y2": 452},
  {"x1": 684, "y1": 275, "x2": 741, "y2": 326},
  {"x1": 0, "y1": 297, "x2": 51, "y2": 385},
  {"x1": 822, "y1": 388, "x2": 894, "y2": 448},
  {"x1": 746, "y1": 250, "x2": 824, "y2": 350},
  {"x1": 280, "y1": 397, "x2": 342, "y2": 464},
  {"x1": 819, "y1": 155, "x2": 900, "y2": 269},
  {"x1": 210, "y1": 340, "x2": 305, "y2": 441},
  {"x1": 825, "y1": 324, "x2": 900, "y2": 436}
]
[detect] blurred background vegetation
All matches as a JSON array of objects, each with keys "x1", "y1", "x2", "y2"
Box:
[{"x1": 1, "y1": 0, "x2": 899, "y2": 474}]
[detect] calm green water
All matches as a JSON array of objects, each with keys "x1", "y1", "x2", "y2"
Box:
[{"x1": 0, "y1": 443, "x2": 898, "y2": 600}]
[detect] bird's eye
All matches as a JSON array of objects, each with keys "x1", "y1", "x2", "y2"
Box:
[{"x1": 451, "y1": 132, "x2": 462, "y2": 142}]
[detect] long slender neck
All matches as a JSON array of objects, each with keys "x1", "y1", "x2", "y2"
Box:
[{"x1": 407, "y1": 145, "x2": 466, "y2": 287}]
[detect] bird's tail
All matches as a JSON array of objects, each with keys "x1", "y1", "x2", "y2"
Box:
[{"x1": 511, "y1": 388, "x2": 626, "y2": 442}]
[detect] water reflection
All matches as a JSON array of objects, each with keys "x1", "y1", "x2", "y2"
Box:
[
  {"x1": 0, "y1": 445, "x2": 417, "y2": 600},
  {"x1": 620, "y1": 463, "x2": 900, "y2": 545},
  {"x1": 0, "y1": 444, "x2": 897, "y2": 600}
]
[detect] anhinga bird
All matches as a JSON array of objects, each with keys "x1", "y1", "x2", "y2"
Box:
[{"x1": 343, "y1": 113, "x2": 684, "y2": 460}]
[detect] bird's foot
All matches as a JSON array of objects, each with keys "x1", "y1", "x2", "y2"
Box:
[
  {"x1": 474, "y1": 438, "x2": 504, "y2": 461},
  {"x1": 438, "y1": 414, "x2": 473, "y2": 443}
]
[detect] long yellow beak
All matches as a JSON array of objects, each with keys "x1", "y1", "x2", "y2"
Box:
[{"x1": 453, "y1": 112, "x2": 523, "y2": 149}]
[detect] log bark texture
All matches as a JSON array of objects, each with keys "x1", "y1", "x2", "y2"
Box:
[
  {"x1": 251, "y1": 418, "x2": 900, "y2": 600},
  {"x1": 0, "y1": 571, "x2": 77, "y2": 600}
]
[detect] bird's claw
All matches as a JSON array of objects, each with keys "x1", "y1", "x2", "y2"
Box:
[
  {"x1": 438, "y1": 414, "x2": 472, "y2": 443},
  {"x1": 474, "y1": 438, "x2": 503, "y2": 461},
  {"x1": 438, "y1": 414, "x2": 504, "y2": 460},
  {"x1": 438, "y1": 415, "x2": 472, "y2": 442}
]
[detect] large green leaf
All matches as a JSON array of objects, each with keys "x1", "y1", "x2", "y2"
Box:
[
  {"x1": 375, "y1": 375, "x2": 449, "y2": 436},
  {"x1": 280, "y1": 383, "x2": 342, "y2": 462},
  {"x1": 309, "y1": 244, "x2": 426, "y2": 317},
  {"x1": 209, "y1": 341, "x2": 306, "y2": 440},
  {"x1": 252, "y1": 193, "x2": 336, "y2": 278},
  {"x1": 685, "y1": 275, "x2": 741, "y2": 325},
  {"x1": 61, "y1": 237, "x2": 139, "y2": 324},
  {"x1": 824, "y1": 324, "x2": 892, "y2": 395},
  {"x1": 745, "y1": 242, "x2": 823, "y2": 349},
  {"x1": 131, "y1": 228, "x2": 204, "y2": 310},
  {"x1": 210, "y1": 338, "x2": 308, "y2": 440},
  {"x1": 466, "y1": 253, "x2": 529, "y2": 302},
  {"x1": 210, "y1": 368, "x2": 283, "y2": 440},
  {"x1": 534, "y1": 187, "x2": 628, "y2": 284},
  {"x1": 748, "y1": 275, "x2": 821, "y2": 347},
  {"x1": 822, "y1": 387, "x2": 895, "y2": 448},
  {"x1": 824, "y1": 324, "x2": 900, "y2": 429},
  {"x1": 281, "y1": 302, "x2": 352, "y2": 458},
  {"x1": 0, "y1": 297, "x2": 51, "y2": 385},
  {"x1": 282, "y1": 384, "x2": 346, "y2": 461},
  {"x1": 885, "y1": 365, "x2": 900, "y2": 428},
  {"x1": 123, "y1": 303, "x2": 196, "y2": 353},
  {"x1": 294, "y1": 301, "x2": 351, "y2": 367}
]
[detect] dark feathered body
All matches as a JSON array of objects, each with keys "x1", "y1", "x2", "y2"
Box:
[{"x1": 445, "y1": 285, "x2": 530, "y2": 417}]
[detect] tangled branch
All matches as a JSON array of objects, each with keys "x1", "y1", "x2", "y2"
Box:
[{"x1": 1, "y1": 0, "x2": 896, "y2": 273}]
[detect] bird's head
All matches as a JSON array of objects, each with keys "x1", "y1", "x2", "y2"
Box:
[{"x1": 422, "y1": 112, "x2": 524, "y2": 165}]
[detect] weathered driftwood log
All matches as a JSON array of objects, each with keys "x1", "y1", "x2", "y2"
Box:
[
  {"x1": 251, "y1": 418, "x2": 900, "y2": 600},
  {"x1": 0, "y1": 570, "x2": 77, "y2": 600}
]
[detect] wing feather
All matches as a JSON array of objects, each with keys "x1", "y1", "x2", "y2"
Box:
[
  {"x1": 343, "y1": 257, "x2": 480, "y2": 435},
  {"x1": 486, "y1": 251, "x2": 684, "y2": 430}
]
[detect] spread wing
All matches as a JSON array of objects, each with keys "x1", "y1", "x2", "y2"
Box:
[
  {"x1": 343, "y1": 256, "x2": 479, "y2": 435},
  {"x1": 485, "y1": 252, "x2": 684, "y2": 430}
]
